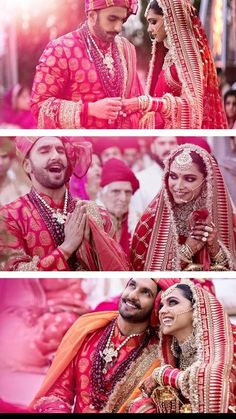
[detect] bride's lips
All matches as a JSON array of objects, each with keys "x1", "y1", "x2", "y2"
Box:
[{"x1": 161, "y1": 316, "x2": 174, "y2": 326}]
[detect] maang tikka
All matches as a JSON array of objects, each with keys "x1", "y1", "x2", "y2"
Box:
[{"x1": 172, "y1": 150, "x2": 193, "y2": 171}]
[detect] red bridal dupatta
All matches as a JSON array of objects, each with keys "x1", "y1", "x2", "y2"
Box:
[
  {"x1": 141, "y1": 0, "x2": 227, "y2": 129},
  {"x1": 158, "y1": 282, "x2": 236, "y2": 412},
  {"x1": 131, "y1": 144, "x2": 236, "y2": 271},
  {"x1": 122, "y1": 280, "x2": 236, "y2": 413}
]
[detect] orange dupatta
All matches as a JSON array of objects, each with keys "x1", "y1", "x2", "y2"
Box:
[{"x1": 30, "y1": 311, "x2": 118, "y2": 408}]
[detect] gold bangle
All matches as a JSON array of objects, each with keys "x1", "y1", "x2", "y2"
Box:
[
  {"x1": 178, "y1": 243, "x2": 194, "y2": 264},
  {"x1": 210, "y1": 264, "x2": 228, "y2": 271},
  {"x1": 138, "y1": 95, "x2": 152, "y2": 112},
  {"x1": 211, "y1": 247, "x2": 227, "y2": 265},
  {"x1": 184, "y1": 263, "x2": 203, "y2": 271},
  {"x1": 146, "y1": 95, "x2": 153, "y2": 112}
]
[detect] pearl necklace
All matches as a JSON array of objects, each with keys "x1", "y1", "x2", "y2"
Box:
[
  {"x1": 33, "y1": 189, "x2": 68, "y2": 225},
  {"x1": 87, "y1": 30, "x2": 115, "y2": 76},
  {"x1": 100, "y1": 321, "x2": 142, "y2": 374}
]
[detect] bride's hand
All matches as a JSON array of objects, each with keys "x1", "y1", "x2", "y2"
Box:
[
  {"x1": 121, "y1": 98, "x2": 140, "y2": 115},
  {"x1": 139, "y1": 375, "x2": 157, "y2": 397}
]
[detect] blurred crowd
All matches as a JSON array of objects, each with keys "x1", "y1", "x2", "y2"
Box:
[
  {"x1": 0, "y1": 84, "x2": 36, "y2": 129},
  {"x1": 217, "y1": 69, "x2": 236, "y2": 129}
]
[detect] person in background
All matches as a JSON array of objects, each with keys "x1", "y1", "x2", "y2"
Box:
[
  {"x1": 217, "y1": 68, "x2": 231, "y2": 98},
  {"x1": 92, "y1": 138, "x2": 123, "y2": 164},
  {"x1": 136, "y1": 137, "x2": 154, "y2": 170},
  {"x1": 131, "y1": 136, "x2": 178, "y2": 215},
  {"x1": 98, "y1": 158, "x2": 140, "y2": 257},
  {"x1": 224, "y1": 90, "x2": 236, "y2": 129},
  {"x1": 120, "y1": 138, "x2": 143, "y2": 173},
  {"x1": 0, "y1": 84, "x2": 36, "y2": 129},
  {"x1": 0, "y1": 137, "x2": 129, "y2": 272},
  {"x1": 0, "y1": 138, "x2": 30, "y2": 206}
]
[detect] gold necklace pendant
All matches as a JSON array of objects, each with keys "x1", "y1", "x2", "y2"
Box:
[
  {"x1": 101, "y1": 345, "x2": 118, "y2": 364},
  {"x1": 103, "y1": 53, "x2": 114, "y2": 75},
  {"x1": 53, "y1": 210, "x2": 67, "y2": 225}
]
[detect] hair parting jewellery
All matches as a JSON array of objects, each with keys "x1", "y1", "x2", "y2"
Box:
[
  {"x1": 100, "y1": 321, "x2": 142, "y2": 374},
  {"x1": 33, "y1": 189, "x2": 68, "y2": 225},
  {"x1": 172, "y1": 150, "x2": 193, "y2": 171}
]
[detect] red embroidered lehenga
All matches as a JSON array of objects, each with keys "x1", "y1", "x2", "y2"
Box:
[
  {"x1": 131, "y1": 144, "x2": 236, "y2": 271},
  {"x1": 31, "y1": 23, "x2": 142, "y2": 129},
  {"x1": 127, "y1": 280, "x2": 236, "y2": 413},
  {"x1": 139, "y1": 0, "x2": 227, "y2": 129}
]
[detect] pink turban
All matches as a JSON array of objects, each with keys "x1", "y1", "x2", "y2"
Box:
[
  {"x1": 100, "y1": 157, "x2": 139, "y2": 193},
  {"x1": 85, "y1": 0, "x2": 138, "y2": 16},
  {"x1": 177, "y1": 137, "x2": 212, "y2": 154},
  {"x1": 14, "y1": 136, "x2": 92, "y2": 179},
  {"x1": 91, "y1": 138, "x2": 121, "y2": 155}
]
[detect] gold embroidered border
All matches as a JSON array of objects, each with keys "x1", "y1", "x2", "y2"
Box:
[
  {"x1": 17, "y1": 255, "x2": 40, "y2": 271},
  {"x1": 102, "y1": 343, "x2": 159, "y2": 413},
  {"x1": 85, "y1": 201, "x2": 104, "y2": 230},
  {"x1": 59, "y1": 100, "x2": 82, "y2": 129}
]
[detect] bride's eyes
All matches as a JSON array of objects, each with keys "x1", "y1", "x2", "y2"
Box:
[
  {"x1": 169, "y1": 299, "x2": 178, "y2": 306},
  {"x1": 169, "y1": 173, "x2": 177, "y2": 180}
]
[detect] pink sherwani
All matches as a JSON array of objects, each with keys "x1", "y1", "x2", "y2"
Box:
[
  {"x1": 0, "y1": 192, "x2": 129, "y2": 271},
  {"x1": 31, "y1": 27, "x2": 143, "y2": 129},
  {"x1": 33, "y1": 325, "x2": 156, "y2": 413}
]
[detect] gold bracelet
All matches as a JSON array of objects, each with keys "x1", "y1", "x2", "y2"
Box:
[
  {"x1": 184, "y1": 263, "x2": 204, "y2": 271},
  {"x1": 138, "y1": 95, "x2": 152, "y2": 112},
  {"x1": 146, "y1": 95, "x2": 153, "y2": 112},
  {"x1": 210, "y1": 264, "x2": 228, "y2": 271},
  {"x1": 211, "y1": 247, "x2": 227, "y2": 265},
  {"x1": 178, "y1": 243, "x2": 194, "y2": 264}
]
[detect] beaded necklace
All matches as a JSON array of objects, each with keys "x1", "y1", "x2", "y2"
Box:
[
  {"x1": 100, "y1": 320, "x2": 143, "y2": 374},
  {"x1": 28, "y1": 189, "x2": 75, "y2": 246},
  {"x1": 28, "y1": 189, "x2": 81, "y2": 270},
  {"x1": 80, "y1": 23, "x2": 124, "y2": 98},
  {"x1": 90, "y1": 318, "x2": 154, "y2": 410},
  {"x1": 33, "y1": 189, "x2": 69, "y2": 225},
  {"x1": 87, "y1": 30, "x2": 115, "y2": 77}
]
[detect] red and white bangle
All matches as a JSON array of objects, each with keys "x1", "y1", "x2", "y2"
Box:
[
  {"x1": 151, "y1": 98, "x2": 163, "y2": 112},
  {"x1": 163, "y1": 367, "x2": 181, "y2": 389}
]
